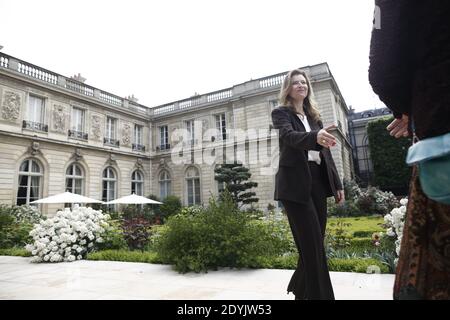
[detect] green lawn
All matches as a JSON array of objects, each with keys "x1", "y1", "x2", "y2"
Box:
[{"x1": 327, "y1": 216, "x2": 385, "y2": 237}]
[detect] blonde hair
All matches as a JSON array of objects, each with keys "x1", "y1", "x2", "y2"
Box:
[{"x1": 278, "y1": 69, "x2": 321, "y2": 124}]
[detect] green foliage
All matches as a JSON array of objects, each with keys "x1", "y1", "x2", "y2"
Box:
[
  {"x1": 325, "y1": 219, "x2": 353, "y2": 250},
  {"x1": 152, "y1": 190, "x2": 285, "y2": 273},
  {"x1": 87, "y1": 249, "x2": 163, "y2": 264},
  {"x1": 159, "y1": 195, "x2": 182, "y2": 222},
  {"x1": 367, "y1": 117, "x2": 412, "y2": 193},
  {"x1": 327, "y1": 216, "x2": 385, "y2": 235},
  {"x1": 121, "y1": 216, "x2": 151, "y2": 251},
  {"x1": 327, "y1": 199, "x2": 361, "y2": 217},
  {"x1": 95, "y1": 220, "x2": 128, "y2": 251},
  {"x1": 0, "y1": 247, "x2": 32, "y2": 257},
  {"x1": 328, "y1": 258, "x2": 389, "y2": 273},
  {"x1": 0, "y1": 205, "x2": 41, "y2": 249},
  {"x1": 214, "y1": 163, "x2": 259, "y2": 207},
  {"x1": 355, "y1": 186, "x2": 399, "y2": 216}
]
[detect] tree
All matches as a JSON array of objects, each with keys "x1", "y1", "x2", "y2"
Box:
[
  {"x1": 214, "y1": 163, "x2": 259, "y2": 207},
  {"x1": 367, "y1": 117, "x2": 411, "y2": 195}
]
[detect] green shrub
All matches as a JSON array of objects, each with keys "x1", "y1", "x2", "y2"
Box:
[
  {"x1": 328, "y1": 258, "x2": 389, "y2": 273},
  {"x1": 349, "y1": 238, "x2": 373, "y2": 251},
  {"x1": 327, "y1": 199, "x2": 360, "y2": 217},
  {"x1": 352, "y1": 231, "x2": 375, "y2": 238},
  {"x1": 96, "y1": 220, "x2": 128, "y2": 251},
  {"x1": 355, "y1": 186, "x2": 399, "y2": 216},
  {"x1": 87, "y1": 249, "x2": 163, "y2": 263},
  {"x1": 153, "y1": 191, "x2": 288, "y2": 273},
  {"x1": 367, "y1": 117, "x2": 411, "y2": 193},
  {"x1": 0, "y1": 205, "x2": 39, "y2": 249},
  {"x1": 0, "y1": 247, "x2": 32, "y2": 257},
  {"x1": 121, "y1": 216, "x2": 151, "y2": 251},
  {"x1": 159, "y1": 195, "x2": 182, "y2": 222}
]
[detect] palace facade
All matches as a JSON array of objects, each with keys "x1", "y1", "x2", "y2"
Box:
[{"x1": 0, "y1": 52, "x2": 353, "y2": 215}]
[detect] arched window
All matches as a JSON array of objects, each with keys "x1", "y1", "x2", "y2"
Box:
[
  {"x1": 131, "y1": 170, "x2": 144, "y2": 196},
  {"x1": 159, "y1": 170, "x2": 171, "y2": 200},
  {"x1": 102, "y1": 167, "x2": 116, "y2": 202},
  {"x1": 66, "y1": 163, "x2": 84, "y2": 195},
  {"x1": 17, "y1": 159, "x2": 43, "y2": 205},
  {"x1": 186, "y1": 166, "x2": 200, "y2": 206}
]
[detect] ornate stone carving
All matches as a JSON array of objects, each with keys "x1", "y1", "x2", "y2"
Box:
[
  {"x1": 170, "y1": 126, "x2": 181, "y2": 143},
  {"x1": 108, "y1": 153, "x2": 117, "y2": 166},
  {"x1": 52, "y1": 105, "x2": 66, "y2": 133},
  {"x1": 121, "y1": 123, "x2": 131, "y2": 146},
  {"x1": 1, "y1": 91, "x2": 21, "y2": 121},
  {"x1": 91, "y1": 115, "x2": 102, "y2": 140},
  {"x1": 71, "y1": 148, "x2": 83, "y2": 161},
  {"x1": 28, "y1": 141, "x2": 41, "y2": 156},
  {"x1": 136, "y1": 158, "x2": 144, "y2": 170}
]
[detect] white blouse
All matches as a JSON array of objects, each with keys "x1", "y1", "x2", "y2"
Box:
[{"x1": 297, "y1": 114, "x2": 321, "y2": 165}]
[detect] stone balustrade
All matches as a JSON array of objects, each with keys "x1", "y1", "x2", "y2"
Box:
[{"x1": 0, "y1": 52, "x2": 333, "y2": 119}]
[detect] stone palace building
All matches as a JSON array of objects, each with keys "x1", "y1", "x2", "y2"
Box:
[{"x1": 0, "y1": 52, "x2": 353, "y2": 215}]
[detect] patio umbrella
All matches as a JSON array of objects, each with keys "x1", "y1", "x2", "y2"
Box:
[
  {"x1": 105, "y1": 194, "x2": 162, "y2": 205},
  {"x1": 30, "y1": 191, "x2": 104, "y2": 204}
]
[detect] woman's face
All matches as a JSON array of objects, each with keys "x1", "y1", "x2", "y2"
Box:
[{"x1": 288, "y1": 74, "x2": 308, "y2": 102}]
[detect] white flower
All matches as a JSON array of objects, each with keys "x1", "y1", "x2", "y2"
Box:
[{"x1": 400, "y1": 198, "x2": 408, "y2": 206}]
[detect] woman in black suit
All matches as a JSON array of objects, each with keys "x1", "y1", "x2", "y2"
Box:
[{"x1": 271, "y1": 69, "x2": 345, "y2": 300}]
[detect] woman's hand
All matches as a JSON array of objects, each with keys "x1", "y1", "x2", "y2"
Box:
[
  {"x1": 335, "y1": 189, "x2": 345, "y2": 204},
  {"x1": 387, "y1": 114, "x2": 409, "y2": 138},
  {"x1": 317, "y1": 124, "x2": 337, "y2": 148}
]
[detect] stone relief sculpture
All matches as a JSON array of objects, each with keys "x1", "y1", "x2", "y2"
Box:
[
  {"x1": 121, "y1": 123, "x2": 131, "y2": 146},
  {"x1": 170, "y1": 125, "x2": 181, "y2": 143},
  {"x1": 1, "y1": 91, "x2": 21, "y2": 122},
  {"x1": 91, "y1": 115, "x2": 102, "y2": 140},
  {"x1": 52, "y1": 105, "x2": 66, "y2": 133}
]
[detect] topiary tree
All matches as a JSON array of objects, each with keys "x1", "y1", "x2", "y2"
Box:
[
  {"x1": 214, "y1": 163, "x2": 259, "y2": 208},
  {"x1": 367, "y1": 116, "x2": 411, "y2": 195}
]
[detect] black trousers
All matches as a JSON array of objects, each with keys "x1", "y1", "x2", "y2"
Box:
[{"x1": 281, "y1": 162, "x2": 335, "y2": 300}]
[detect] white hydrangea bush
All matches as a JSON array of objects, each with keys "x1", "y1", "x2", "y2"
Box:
[
  {"x1": 383, "y1": 198, "x2": 407, "y2": 265},
  {"x1": 25, "y1": 206, "x2": 110, "y2": 263}
]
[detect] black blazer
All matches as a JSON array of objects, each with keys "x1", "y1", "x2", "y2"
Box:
[{"x1": 271, "y1": 106, "x2": 343, "y2": 204}]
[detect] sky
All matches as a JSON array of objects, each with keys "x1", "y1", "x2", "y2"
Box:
[{"x1": 0, "y1": 0, "x2": 385, "y2": 112}]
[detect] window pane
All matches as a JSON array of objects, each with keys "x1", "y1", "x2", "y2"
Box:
[
  {"x1": 108, "y1": 181, "x2": 115, "y2": 200},
  {"x1": 103, "y1": 169, "x2": 107, "y2": 178},
  {"x1": 131, "y1": 182, "x2": 136, "y2": 194},
  {"x1": 187, "y1": 180, "x2": 193, "y2": 205},
  {"x1": 102, "y1": 181, "x2": 108, "y2": 201},
  {"x1": 17, "y1": 186, "x2": 27, "y2": 202},
  {"x1": 136, "y1": 183, "x2": 143, "y2": 196},
  {"x1": 18, "y1": 175, "x2": 28, "y2": 187},
  {"x1": 20, "y1": 160, "x2": 29, "y2": 172},
  {"x1": 159, "y1": 182, "x2": 166, "y2": 200},
  {"x1": 31, "y1": 160, "x2": 40, "y2": 173},
  {"x1": 75, "y1": 165, "x2": 82, "y2": 176},
  {"x1": 74, "y1": 179, "x2": 82, "y2": 194},
  {"x1": 66, "y1": 178, "x2": 73, "y2": 192},
  {"x1": 194, "y1": 179, "x2": 200, "y2": 204},
  {"x1": 28, "y1": 96, "x2": 44, "y2": 123}
]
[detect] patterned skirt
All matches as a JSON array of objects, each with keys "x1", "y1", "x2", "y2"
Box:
[{"x1": 393, "y1": 166, "x2": 450, "y2": 299}]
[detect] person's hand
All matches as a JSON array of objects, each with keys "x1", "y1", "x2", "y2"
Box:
[
  {"x1": 317, "y1": 124, "x2": 337, "y2": 148},
  {"x1": 387, "y1": 114, "x2": 409, "y2": 138},
  {"x1": 335, "y1": 189, "x2": 345, "y2": 205}
]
